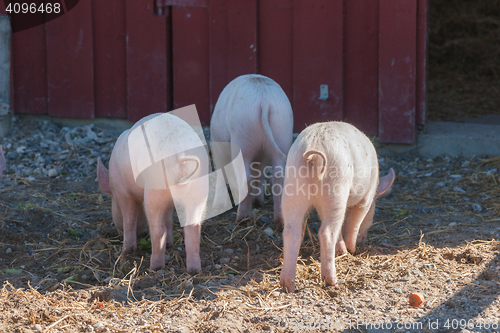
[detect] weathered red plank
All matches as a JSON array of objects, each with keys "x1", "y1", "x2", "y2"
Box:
[
  {"x1": 126, "y1": 0, "x2": 170, "y2": 122},
  {"x1": 258, "y1": 0, "x2": 293, "y2": 106},
  {"x1": 293, "y1": 0, "x2": 343, "y2": 132},
  {"x1": 208, "y1": 0, "x2": 257, "y2": 113},
  {"x1": 45, "y1": 0, "x2": 94, "y2": 118},
  {"x1": 379, "y1": 0, "x2": 417, "y2": 143},
  {"x1": 416, "y1": 0, "x2": 429, "y2": 126},
  {"x1": 172, "y1": 6, "x2": 210, "y2": 124},
  {"x1": 11, "y1": 24, "x2": 48, "y2": 114},
  {"x1": 344, "y1": 0, "x2": 379, "y2": 136},
  {"x1": 93, "y1": 0, "x2": 127, "y2": 118}
]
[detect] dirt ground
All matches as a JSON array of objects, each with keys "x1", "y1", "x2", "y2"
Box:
[{"x1": 1, "y1": 117, "x2": 499, "y2": 333}]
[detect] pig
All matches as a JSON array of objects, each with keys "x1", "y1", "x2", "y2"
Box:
[
  {"x1": 280, "y1": 121, "x2": 395, "y2": 292},
  {"x1": 210, "y1": 74, "x2": 293, "y2": 226},
  {"x1": 97, "y1": 113, "x2": 209, "y2": 273},
  {"x1": 0, "y1": 145, "x2": 5, "y2": 176}
]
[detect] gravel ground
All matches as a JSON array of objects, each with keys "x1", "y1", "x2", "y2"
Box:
[{"x1": 0, "y1": 116, "x2": 499, "y2": 333}]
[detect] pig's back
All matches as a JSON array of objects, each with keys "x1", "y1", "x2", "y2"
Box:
[
  {"x1": 211, "y1": 74, "x2": 292, "y2": 142},
  {"x1": 291, "y1": 122, "x2": 378, "y2": 204}
]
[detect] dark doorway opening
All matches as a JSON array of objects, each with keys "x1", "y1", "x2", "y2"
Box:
[{"x1": 428, "y1": 0, "x2": 500, "y2": 124}]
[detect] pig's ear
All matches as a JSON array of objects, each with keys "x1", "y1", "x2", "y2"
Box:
[
  {"x1": 97, "y1": 157, "x2": 112, "y2": 194},
  {"x1": 0, "y1": 146, "x2": 5, "y2": 176},
  {"x1": 178, "y1": 156, "x2": 200, "y2": 185},
  {"x1": 376, "y1": 168, "x2": 395, "y2": 199}
]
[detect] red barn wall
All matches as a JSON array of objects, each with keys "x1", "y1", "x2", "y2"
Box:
[{"x1": 1, "y1": 0, "x2": 428, "y2": 144}]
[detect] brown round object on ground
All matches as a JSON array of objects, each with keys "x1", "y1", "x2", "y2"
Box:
[{"x1": 409, "y1": 293, "x2": 425, "y2": 307}]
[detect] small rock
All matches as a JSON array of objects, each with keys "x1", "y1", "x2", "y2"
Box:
[
  {"x1": 434, "y1": 181, "x2": 445, "y2": 187},
  {"x1": 220, "y1": 257, "x2": 230, "y2": 264},
  {"x1": 86, "y1": 325, "x2": 94, "y2": 332},
  {"x1": 93, "y1": 323, "x2": 104, "y2": 329},
  {"x1": 472, "y1": 203, "x2": 482, "y2": 213},
  {"x1": 165, "y1": 255, "x2": 171, "y2": 263},
  {"x1": 263, "y1": 227, "x2": 274, "y2": 236},
  {"x1": 34, "y1": 324, "x2": 43, "y2": 331},
  {"x1": 223, "y1": 248, "x2": 234, "y2": 254},
  {"x1": 486, "y1": 168, "x2": 498, "y2": 176},
  {"x1": 7, "y1": 152, "x2": 18, "y2": 159},
  {"x1": 448, "y1": 222, "x2": 457, "y2": 226},
  {"x1": 157, "y1": 269, "x2": 166, "y2": 275},
  {"x1": 5, "y1": 248, "x2": 12, "y2": 254},
  {"x1": 272, "y1": 291, "x2": 280, "y2": 297},
  {"x1": 48, "y1": 168, "x2": 59, "y2": 178},
  {"x1": 259, "y1": 216, "x2": 271, "y2": 224},
  {"x1": 424, "y1": 264, "x2": 436, "y2": 270},
  {"x1": 394, "y1": 288, "x2": 402, "y2": 293},
  {"x1": 453, "y1": 187, "x2": 466, "y2": 194},
  {"x1": 214, "y1": 264, "x2": 222, "y2": 269}
]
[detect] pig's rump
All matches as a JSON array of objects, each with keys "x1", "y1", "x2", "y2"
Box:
[
  {"x1": 211, "y1": 74, "x2": 292, "y2": 162},
  {"x1": 284, "y1": 121, "x2": 379, "y2": 208}
]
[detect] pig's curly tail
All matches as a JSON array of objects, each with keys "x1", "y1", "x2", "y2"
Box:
[{"x1": 303, "y1": 150, "x2": 327, "y2": 180}]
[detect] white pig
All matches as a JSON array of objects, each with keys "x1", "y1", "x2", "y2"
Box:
[
  {"x1": 97, "y1": 113, "x2": 208, "y2": 273},
  {"x1": 0, "y1": 145, "x2": 5, "y2": 176},
  {"x1": 280, "y1": 121, "x2": 394, "y2": 292},
  {"x1": 210, "y1": 74, "x2": 293, "y2": 226}
]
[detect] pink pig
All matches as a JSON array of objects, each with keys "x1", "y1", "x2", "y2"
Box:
[
  {"x1": 210, "y1": 74, "x2": 294, "y2": 226},
  {"x1": 97, "y1": 113, "x2": 208, "y2": 273},
  {"x1": 280, "y1": 121, "x2": 394, "y2": 292},
  {"x1": 0, "y1": 145, "x2": 5, "y2": 176}
]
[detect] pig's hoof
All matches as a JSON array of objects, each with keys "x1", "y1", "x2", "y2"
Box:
[
  {"x1": 187, "y1": 266, "x2": 201, "y2": 275},
  {"x1": 335, "y1": 240, "x2": 347, "y2": 255},
  {"x1": 150, "y1": 264, "x2": 165, "y2": 271},
  {"x1": 280, "y1": 278, "x2": 295, "y2": 293},
  {"x1": 274, "y1": 216, "x2": 284, "y2": 231},
  {"x1": 252, "y1": 199, "x2": 264, "y2": 209},
  {"x1": 121, "y1": 246, "x2": 136, "y2": 257},
  {"x1": 322, "y1": 276, "x2": 338, "y2": 287},
  {"x1": 150, "y1": 260, "x2": 166, "y2": 271}
]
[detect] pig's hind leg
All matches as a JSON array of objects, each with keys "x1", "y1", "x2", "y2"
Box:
[
  {"x1": 316, "y1": 200, "x2": 347, "y2": 288},
  {"x1": 250, "y1": 158, "x2": 266, "y2": 208},
  {"x1": 343, "y1": 201, "x2": 373, "y2": 254},
  {"x1": 144, "y1": 190, "x2": 175, "y2": 270},
  {"x1": 117, "y1": 199, "x2": 142, "y2": 256},
  {"x1": 271, "y1": 156, "x2": 286, "y2": 227},
  {"x1": 280, "y1": 188, "x2": 310, "y2": 293},
  {"x1": 234, "y1": 142, "x2": 261, "y2": 222}
]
